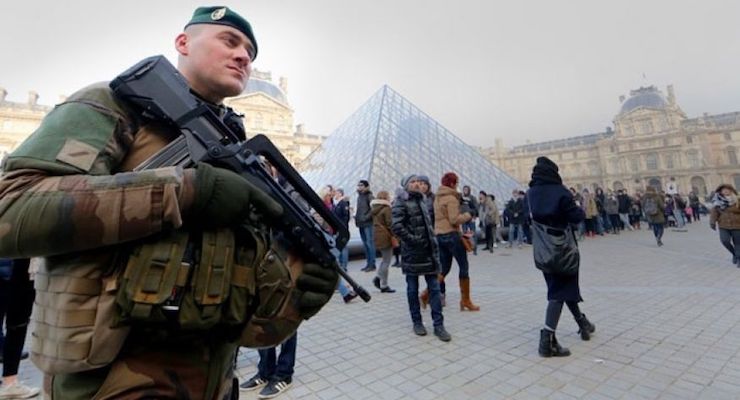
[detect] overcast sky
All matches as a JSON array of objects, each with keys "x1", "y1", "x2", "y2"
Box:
[{"x1": 2, "y1": 0, "x2": 740, "y2": 148}]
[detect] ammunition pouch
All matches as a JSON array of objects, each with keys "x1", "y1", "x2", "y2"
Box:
[
  {"x1": 30, "y1": 253, "x2": 131, "y2": 375},
  {"x1": 115, "y1": 225, "x2": 269, "y2": 330}
]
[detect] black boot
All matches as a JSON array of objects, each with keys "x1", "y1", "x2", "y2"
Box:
[
  {"x1": 575, "y1": 314, "x2": 595, "y2": 341},
  {"x1": 539, "y1": 329, "x2": 570, "y2": 357}
]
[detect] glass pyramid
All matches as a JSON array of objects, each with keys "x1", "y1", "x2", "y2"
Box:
[{"x1": 300, "y1": 85, "x2": 521, "y2": 205}]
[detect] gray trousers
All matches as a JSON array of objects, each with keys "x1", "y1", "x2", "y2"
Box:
[
  {"x1": 376, "y1": 247, "x2": 393, "y2": 288},
  {"x1": 719, "y1": 228, "x2": 740, "y2": 261},
  {"x1": 619, "y1": 213, "x2": 633, "y2": 230}
]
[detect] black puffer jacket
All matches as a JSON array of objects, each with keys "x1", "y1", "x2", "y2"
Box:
[{"x1": 392, "y1": 190, "x2": 440, "y2": 276}]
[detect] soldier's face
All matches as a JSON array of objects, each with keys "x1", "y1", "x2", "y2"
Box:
[{"x1": 176, "y1": 25, "x2": 254, "y2": 103}]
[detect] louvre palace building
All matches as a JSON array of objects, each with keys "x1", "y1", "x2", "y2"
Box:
[
  {"x1": 482, "y1": 85, "x2": 740, "y2": 197},
  {"x1": 0, "y1": 69, "x2": 324, "y2": 165}
]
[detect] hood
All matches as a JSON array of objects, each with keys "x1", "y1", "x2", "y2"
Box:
[
  {"x1": 529, "y1": 156, "x2": 562, "y2": 187},
  {"x1": 370, "y1": 199, "x2": 391, "y2": 207}
]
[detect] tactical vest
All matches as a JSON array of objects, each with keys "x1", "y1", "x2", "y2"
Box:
[{"x1": 28, "y1": 85, "x2": 298, "y2": 375}]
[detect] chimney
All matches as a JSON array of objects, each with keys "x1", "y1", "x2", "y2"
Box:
[
  {"x1": 279, "y1": 77, "x2": 288, "y2": 94},
  {"x1": 667, "y1": 85, "x2": 676, "y2": 106},
  {"x1": 28, "y1": 91, "x2": 39, "y2": 106},
  {"x1": 295, "y1": 123, "x2": 305, "y2": 134},
  {"x1": 0, "y1": 87, "x2": 7, "y2": 102},
  {"x1": 619, "y1": 95, "x2": 626, "y2": 103}
]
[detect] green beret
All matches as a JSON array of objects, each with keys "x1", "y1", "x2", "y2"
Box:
[{"x1": 185, "y1": 6, "x2": 258, "y2": 59}]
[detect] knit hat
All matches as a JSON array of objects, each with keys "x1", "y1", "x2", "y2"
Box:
[
  {"x1": 417, "y1": 175, "x2": 431, "y2": 185},
  {"x1": 441, "y1": 172, "x2": 458, "y2": 188},
  {"x1": 400, "y1": 174, "x2": 418, "y2": 190}
]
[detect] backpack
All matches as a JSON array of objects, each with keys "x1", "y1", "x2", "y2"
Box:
[{"x1": 644, "y1": 196, "x2": 659, "y2": 216}]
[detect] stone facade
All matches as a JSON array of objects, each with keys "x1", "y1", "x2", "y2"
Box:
[
  {"x1": 0, "y1": 89, "x2": 52, "y2": 160},
  {"x1": 0, "y1": 70, "x2": 324, "y2": 166},
  {"x1": 225, "y1": 70, "x2": 324, "y2": 165},
  {"x1": 484, "y1": 85, "x2": 740, "y2": 196}
]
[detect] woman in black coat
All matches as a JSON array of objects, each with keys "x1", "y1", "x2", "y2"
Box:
[{"x1": 526, "y1": 157, "x2": 596, "y2": 357}]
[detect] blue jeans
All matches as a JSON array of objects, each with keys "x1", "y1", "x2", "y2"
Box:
[
  {"x1": 258, "y1": 333, "x2": 297, "y2": 381},
  {"x1": 437, "y1": 232, "x2": 470, "y2": 294},
  {"x1": 652, "y1": 223, "x2": 664, "y2": 240},
  {"x1": 406, "y1": 274, "x2": 443, "y2": 327},
  {"x1": 335, "y1": 253, "x2": 351, "y2": 297},
  {"x1": 359, "y1": 225, "x2": 376, "y2": 267},
  {"x1": 596, "y1": 214, "x2": 605, "y2": 234},
  {"x1": 673, "y1": 209, "x2": 685, "y2": 227},
  {"x1": 508, "y1": 223, "x2": 524, "y2": 246},
  {"x1": 337, "y1": 246, "x2": 349, "y2": 270},
  {"x1": 600, "y1": 212, "x2": 611, "y2": 230}
]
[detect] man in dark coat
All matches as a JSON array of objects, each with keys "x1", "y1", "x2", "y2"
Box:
[
  {"x1": 392, "y1": 175, "x2": 451, "y2": 342},
  {"x1": 617, "y1": 190, "x2": 634, "y2": 231},
  {"x1": 333, "y1": 188, "x2": 351, "y2": 270},
  {"x1": 527, "y1": 156, "x2": 595, "y2": 358},
  {"x1": 355, "y1": 180, "x2": 377, "y2": 271},
  {"x1": 505, "y1": 190, "x2": 525, "y2": 247}
]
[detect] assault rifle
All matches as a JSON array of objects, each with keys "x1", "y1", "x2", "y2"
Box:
[{"x1": 110, "y1": 55, "x2": 370, "y2": 302}]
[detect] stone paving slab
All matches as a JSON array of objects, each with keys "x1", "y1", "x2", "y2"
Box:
[{"x1": 12, "y1": 222, "x2": 740, "y2": 399}]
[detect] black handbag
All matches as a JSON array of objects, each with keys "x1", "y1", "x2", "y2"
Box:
[{"x1": 531, "y1": 220, "x2": 580, "y2": 276}]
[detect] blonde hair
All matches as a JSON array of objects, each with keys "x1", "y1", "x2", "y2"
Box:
[
  {"x1": 317, "y1": 186, "x2": 332, "y2": 199},
  {"x1": 377, "y1": 190, "x2": 390, "y2": 200}
]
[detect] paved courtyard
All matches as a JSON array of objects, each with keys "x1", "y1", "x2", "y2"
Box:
[{"x1": 16, "y1": 222, "x2": 740, "y2": 399}]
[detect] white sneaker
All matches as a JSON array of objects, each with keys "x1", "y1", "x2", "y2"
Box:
[
  {"x1": 0, "y1": 382, "x2": 40, "y2": 399},
  {"x1": 493, "y1": 243, "x2": 498, "y2": 248}
]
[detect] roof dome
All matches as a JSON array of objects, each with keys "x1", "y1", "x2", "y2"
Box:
[
  {"x1": 620, "y1": 86, "x2": 668, "y2": 114},
  {"x1": 242, "y1": 79, "x2": 288, "y2": 104}
]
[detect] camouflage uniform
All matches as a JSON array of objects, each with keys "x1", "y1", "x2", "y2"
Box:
[{"x1": 0, "y1": 82, "x2": 307, "y2": 399}]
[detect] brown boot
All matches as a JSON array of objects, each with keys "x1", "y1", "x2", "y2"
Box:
[
  {"x1": 420, "y1": 289, "x2": 429, "y2": 309},
  {"x1": 459, "y1": 278, "x2": 480, "y2": 311}
]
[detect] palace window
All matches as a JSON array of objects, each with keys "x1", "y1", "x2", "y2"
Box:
[
  {"x1": 686, "y1": 135, "x2": 693, "y2": 144},
  {"x1": 629, "y1": 157, "x2": 639, "y2": 172},
  {"x1": 687, "y1": 150, "x2": 700, "y2": 168},
  {"x1": 610, "y1": 145, "x2": 616, "y2": 153},
  {"x1": 665, "y1": 153, "x2": 674, "y2": 169},
  {"x1": 640, "y1": 120, "x2": 654, "y2": 134},
  {"x1": 609, "y1": 159, "x2": 619, "y2": 173},
  {"x1": 646, "y1": 153, "x2": 659, "y2": 170},
  {"x1": 725, "y1": 132, "x2": 733, "y2": 141},
  {"x1": 728, "y1": 147, "x2": 738, "y2": 165}
]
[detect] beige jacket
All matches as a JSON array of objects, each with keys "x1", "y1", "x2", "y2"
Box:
[{"x1": 433, "y1": 186, "x2": 471, "y2": 235}]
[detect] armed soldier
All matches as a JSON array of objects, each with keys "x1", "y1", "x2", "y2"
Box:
[{"x1": 0, "y1": 6, "x2": 338, "y2": 399}]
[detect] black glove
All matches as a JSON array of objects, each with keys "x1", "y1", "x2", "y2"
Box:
[
  {"x1": 295, "y1": 262, "x2": 339, "y2": 319},
  {"x1": 710, "y1": 223, "x2": 717, "y2": 231},
  {"x1": 191, "y1": 162, "x2": 283, "y2": 228}
]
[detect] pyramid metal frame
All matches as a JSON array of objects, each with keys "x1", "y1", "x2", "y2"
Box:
[{"x1": 300, "y1": 85, "x2": 521, "y2": 206}]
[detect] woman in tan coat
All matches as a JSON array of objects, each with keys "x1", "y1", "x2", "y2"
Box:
[
  {"x1": 433, "y1": 172, "x2": 479, "y2": 311},
  {"x1": 709, "y1": 184, "x2": 740, "y2": 267},
  {"x1": 372, "y1": 191, "x2": 396, "y2": 292}
]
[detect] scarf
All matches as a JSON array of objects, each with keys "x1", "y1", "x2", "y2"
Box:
[{"x1": 711, "y1": 192, "x2": 738, "y2": 211}]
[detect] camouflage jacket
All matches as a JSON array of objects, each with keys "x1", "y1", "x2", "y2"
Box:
[
  {"x1": 0, "y1": 82, "x2": 301, "y2": 399},
  {"x1": 0, "y1": 82, "x2": 195, "y2": 256}
]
